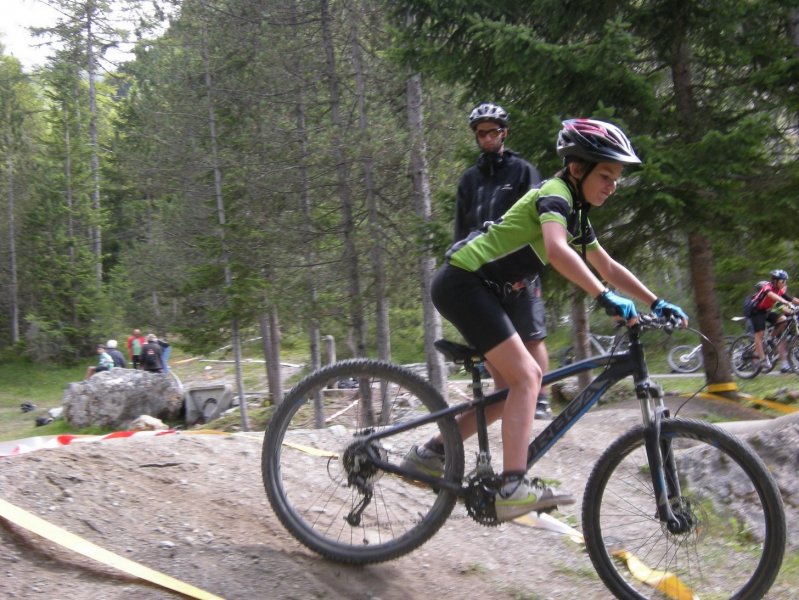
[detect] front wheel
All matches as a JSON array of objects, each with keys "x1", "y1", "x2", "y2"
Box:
[
  {"x1": 583, "y1": 418, "x2": 785, "y2": 600},
  {"x1": 787, "y1": 337, "x2": 799, "y2": 372},
  {"x1": 729, "y1": 334, "x2": 761, "y2": 379},
  {"x1": 262, "y1": 359, "x2": 464, "y2": 564},
  {"x1": 666, "y1": 344, "x2": 702, "y2": 373}
]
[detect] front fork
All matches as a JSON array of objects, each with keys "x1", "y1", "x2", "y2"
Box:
[{"x1": 638, "y1": 380, "x2": 690, "y2": 534}]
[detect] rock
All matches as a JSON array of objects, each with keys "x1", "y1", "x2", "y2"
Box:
[
  {"x1": 62, "y1": 369, "x2": 183, "y2": 429},
  {"x1": 128, "y1": 415, "x2": 169, "y2": 431}
]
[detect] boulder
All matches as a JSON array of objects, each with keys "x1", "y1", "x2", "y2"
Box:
[{"x1": 62, "y1": 369, "x2": 183, "y2": 429}]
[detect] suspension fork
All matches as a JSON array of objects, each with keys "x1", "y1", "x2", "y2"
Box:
[{"x1": 641, "y1": 395, "x2": 687, "y2": 533}]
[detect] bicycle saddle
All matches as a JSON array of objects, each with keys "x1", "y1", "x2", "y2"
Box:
[{"x1": 434, "y1": 339, "x2": 484, "y2": 363}]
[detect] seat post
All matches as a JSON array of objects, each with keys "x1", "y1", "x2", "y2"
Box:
[{"x1": 466, "y1": 357, "x2": 490, "y2": 455}]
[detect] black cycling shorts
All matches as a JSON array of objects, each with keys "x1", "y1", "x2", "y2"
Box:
[
  {"x1": 749, "y1": 310, "x2": 782, "y2": 333},
  {"x1": 504, "y1": 278, "x2": 547, "y2": 342},
  {"x1": 432, "y1": 263, "x2": 546, "y2": 354}
]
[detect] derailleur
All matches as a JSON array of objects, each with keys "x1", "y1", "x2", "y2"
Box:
[{"x1": 339, "y1": 430, "x2": 386, "y2": 488}]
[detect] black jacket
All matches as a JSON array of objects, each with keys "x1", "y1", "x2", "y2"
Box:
[{"x1": 454, "y1": 149, "x2": 542, "y2": 242}]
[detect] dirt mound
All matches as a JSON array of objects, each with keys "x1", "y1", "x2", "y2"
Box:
[{"x1": 0, "y1": 397, "x2": 796, "y2": 599}]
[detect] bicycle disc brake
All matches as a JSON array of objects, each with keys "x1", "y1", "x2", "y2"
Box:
[{"x1": 464, "y1": 475, "x2": 502, "y2": 527}]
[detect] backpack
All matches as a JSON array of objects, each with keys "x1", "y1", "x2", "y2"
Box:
[
  {"x1": 743, "y1": 282, "x2": 769, "y2": 317},
  {"x1": 142, "y1": 346, "x2": 160, "y2": 368}
]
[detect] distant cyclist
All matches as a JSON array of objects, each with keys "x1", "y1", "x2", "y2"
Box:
[
  {"x1": 454, "y1": 102, "x2": 553, "y2": 419},
  {"x1": 404, "y1": 118, "x2": 688, "y2": 522},
  {"x1": 748, "y1": 269, "x2": 799, "y2": 373}
]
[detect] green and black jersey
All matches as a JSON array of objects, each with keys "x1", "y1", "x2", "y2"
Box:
[{"x1": 446, "y1": 176, "x2": 599, "y2": 289}]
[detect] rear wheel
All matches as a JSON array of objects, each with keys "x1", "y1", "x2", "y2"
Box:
[
  {"x1": 583, "y1": 418, "x2": 785, "y2": 599},
  {"x1": 729, "y1": 334, "x2": 761, "y2": 379},
  {"x1": 262, "y1": 359, "x2": 463, "y2": 564}
]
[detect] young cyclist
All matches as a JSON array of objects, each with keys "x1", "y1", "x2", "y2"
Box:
[
  {"x1": 456, "y1": 102, "x2": 553, "y2": 419},
  {"x1": 403, "y1": 119, "x2": 688, "y2": 521},
  {"x1": 749, "y1": 269, "x2": 799, "y2": 372},
  {"x1": 84, "y1": 344, "x2": 115, "y2": 380}
]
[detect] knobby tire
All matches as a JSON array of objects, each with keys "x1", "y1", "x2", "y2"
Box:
[
  {"x1": 262, "y1": 359, "x2": 463, "y2": 564},
  {"x1": 582, "y1": 418, "x2": 785, "y2": 600}
]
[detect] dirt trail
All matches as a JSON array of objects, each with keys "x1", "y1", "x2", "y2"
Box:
[{"x1": 1, "y1": 392, "x2": 796, "y2": 599}]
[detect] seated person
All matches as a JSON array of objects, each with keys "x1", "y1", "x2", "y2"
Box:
[{"x1": 84, "y1": 344, "x2": 115, "y2": 380}]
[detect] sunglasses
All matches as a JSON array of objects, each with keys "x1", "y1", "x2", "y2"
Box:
[{"x1": 475, "y1": 127, "x2": 505, "y2": 139}]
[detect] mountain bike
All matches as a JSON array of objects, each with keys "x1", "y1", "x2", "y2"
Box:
[
  {"x1": 262, "y1": 315, "x2": 785, "y2": 599},
  {"x1": 729, "y1": 311, "x2": 799, "y2": 379},
  {"x1": 559, "y1": 329, "x2": 628, "y2": 366}
]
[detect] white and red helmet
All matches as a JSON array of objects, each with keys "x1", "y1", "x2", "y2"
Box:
[{"x1": 556, "y1": 118, "x2": 641, "y2": 165}]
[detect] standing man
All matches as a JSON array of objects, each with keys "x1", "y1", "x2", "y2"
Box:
[
  {"x1": 454, "y1": 102, "x2": 552, "y2": 419},
  {"x1": 140, "y1": 334, "x2": 164, "y2": 373},
  {"x1": 127, "y1": 328, "x2": 147, "y2": 370},
  {"x1": 106, "y1": 339, "x2": 128, "y2": 368}
]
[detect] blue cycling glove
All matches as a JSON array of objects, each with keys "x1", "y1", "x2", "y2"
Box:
[
  {"x1": 596, "y1": 289, "x2": 638, "y2": 320},
  {"x1": 651, "y1": 298, "x2": 688, "y2": 321}
]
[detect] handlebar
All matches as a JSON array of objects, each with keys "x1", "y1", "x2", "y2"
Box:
[{"x1": 634, "y1": 313, "x2": 684, "y2": 334}]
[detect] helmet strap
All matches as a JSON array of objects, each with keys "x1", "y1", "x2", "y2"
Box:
[{"x1": 563, "y1": 161, "x2": 596, "y2": 262}]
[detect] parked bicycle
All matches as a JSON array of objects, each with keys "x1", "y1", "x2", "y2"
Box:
[
  {"x1": 559, "y1": 329, "x2": 628, "y2": 366},
  {"x1": 263, "y1": 315, "x2": 785, "y2": 599},
  {"x1": 729, "y1": 310, "x2": 799, "y2": 379},
  {"x1": 666, "y1": 335, "x2": 736, "y2": 373}
]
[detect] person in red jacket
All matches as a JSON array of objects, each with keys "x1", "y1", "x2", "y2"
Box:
[
  {"x1": 749, "y1": 269, "x2": 799, "y2": 372},
  {"x1": 127, "y1": 329, "x2": 147, "y2": 370}
]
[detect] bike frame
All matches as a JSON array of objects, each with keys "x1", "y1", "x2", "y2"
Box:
[{"x1": 361, "y1": 324, "x2": 685, "y2": 529}]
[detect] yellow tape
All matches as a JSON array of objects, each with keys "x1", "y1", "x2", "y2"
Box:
[
  {"x1": 282, "y1": 441, "x2": 338, "y2": 458},
  {"x1": 686, "y1": 391, "x2": 799, "y2": 414},
  {"x1": 614, "y1": 550, "x2": 697, "y2": 599},
  {"x1": 706, "y1": 382, "x2": 738, "y2": 393},
  {"x1": 0, "y1": 497, "x2": 224, "y2": 600}
]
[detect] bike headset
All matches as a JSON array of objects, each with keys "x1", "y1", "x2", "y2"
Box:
[{"x1": 555, "y1": 119, "x2": 642, "y2": 260}]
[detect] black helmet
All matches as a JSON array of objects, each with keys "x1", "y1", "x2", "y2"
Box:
[
  {"x1": 556, "y1": 118, "x2": 641, "y2": 165},
  {"x1": 469, "y1": 102, "x2": 509, "y2": 130},
  {"x1": 770, "y1": 269, "x2": 789, "y2": 281}
]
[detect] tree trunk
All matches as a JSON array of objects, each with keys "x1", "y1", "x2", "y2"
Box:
[
  {"x1": 320, "y1": 0, "x2": 366, "y2": 363},
  {"x1": 687, "y1": 232, "x2": 733, "y2": 384},
  {"x1": 4, "y1": 136, "x2": 19, "y2": 343},
  {"x1": 85, "y1": 5, "x2": 103, "y2": 287},
  {"x1": 287, "y1": 0, "x2": 323, "y2": 424},
  {"x1": 260, "y1": 307, "x2": 283, "y2": 405},
  {"x1": 570, "y1": 290, "x2": 592, "y2": 390},
  {"x1": 350, "y1": 11, "x2": 390, "y2": 363},
  {"x1": 671, "y1": 28, "x2": 734, "y2": 388},
  {"x1": 406, "y1": 71, "x2": 447, "y2": 394},
  {"x1": 201, "y1": 25, "x2": 249, "y2": 431}
]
